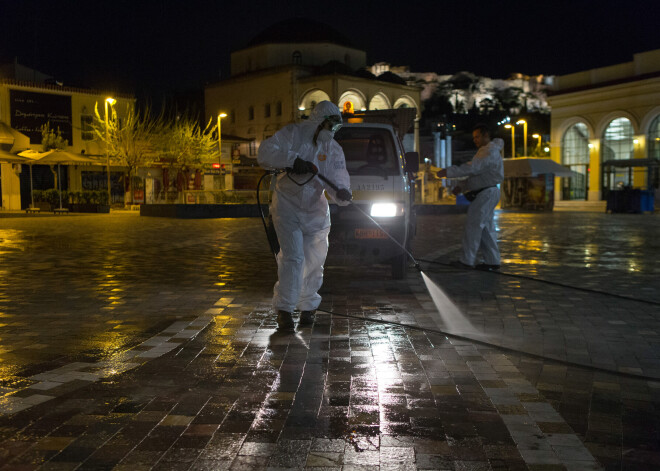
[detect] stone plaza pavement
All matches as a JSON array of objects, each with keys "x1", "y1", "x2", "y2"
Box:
[{"x1": 0, "y1": 210, "x2": 657, "y2": 470}]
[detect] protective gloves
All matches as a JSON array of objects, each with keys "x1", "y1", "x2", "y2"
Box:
[
  {"x1": 336, "y1": 188, "x2": 352, "y2": 202},
  {"x1": 291, "y1": 157, "x2": 318, "y2": 175}
]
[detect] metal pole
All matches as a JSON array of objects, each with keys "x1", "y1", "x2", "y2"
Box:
[
  {"x1": 105, "y1": 101, "x2": 111, "y2": 206},
  {"x1": 57, "y1": 163, "x2": 63, "y2": 209},
  {"x1": 511, "y1": 127, "x2": 515, "y2": 158},
  {"x1": 29, "y1": 164, "x2": 34, "y2": 208}
]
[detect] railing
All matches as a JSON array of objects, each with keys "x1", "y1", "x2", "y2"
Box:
[{"x1": 153, "y1": 190, "x2": 263, "y2": 205}]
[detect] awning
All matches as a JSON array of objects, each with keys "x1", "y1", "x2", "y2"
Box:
[
  {"x1": 503, "y1": 158, "x2": 576, "y2": 178},
  {"x1": 0, "y1": 121, "x2": 30, "y2": 152},
  {"x1": 602, "y1": 158, "x2": 660, "y2": 168}
]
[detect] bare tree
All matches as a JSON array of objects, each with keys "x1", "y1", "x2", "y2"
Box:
[
  {"x1": 40, "y1": 123, "x2": 69, "y2": 189},
  {"x1": 156, "y1": 116, "x2": 220, "y2": 196},
  {"x1": 92, "y1": 102, "x2": 161, "y2": 205}
]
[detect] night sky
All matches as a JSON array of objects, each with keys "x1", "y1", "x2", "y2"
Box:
[{"x1": 1, "y1": 0, "x2": 659, "y2": 104}]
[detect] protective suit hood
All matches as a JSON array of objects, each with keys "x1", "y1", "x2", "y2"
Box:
[
  {"x1": 490, "y1": 138, "x2": 505, "y2": 151},
  {"x1": 308, "y1": 101, "x2": 341, "y2": 125}
]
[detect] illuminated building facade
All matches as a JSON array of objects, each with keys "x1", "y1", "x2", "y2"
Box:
[
  {"x1": 0, "y1": 68, "x2": 133, "y2": 210},
  {"x1": 204, "y1": 19, "x2": 422, "y2": 187},
  {"x1": 548, "y1": 49, "x2": 660, "y2": 211}
]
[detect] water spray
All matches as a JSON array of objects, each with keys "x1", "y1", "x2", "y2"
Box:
[{"x1": 257, "y1": 168, "x2": 479, "y2": 338}]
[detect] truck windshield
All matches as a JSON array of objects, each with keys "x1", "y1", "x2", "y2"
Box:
[{"x1": 335, "y1": 127, "x2": 399, "y2": 176}]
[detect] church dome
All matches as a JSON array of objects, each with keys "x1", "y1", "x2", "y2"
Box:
[{"x1": 247, "y1": 18, "x2": 355, "y2": 48}]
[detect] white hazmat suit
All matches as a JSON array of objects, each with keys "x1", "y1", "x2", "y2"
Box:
[
  {"x1": 446, "y1": 138, "x2": 504, "y2": 266},
  {"x1": 257, "y1": 101, "x2": 351, "y2": 315}
]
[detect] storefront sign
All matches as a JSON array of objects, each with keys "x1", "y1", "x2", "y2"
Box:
[
  {"x1": 133, "y1": 189, "x2": 144, "y2": 204},
  {"x1": 10, "y1": 90, "x2": 73, "y2": 144}
]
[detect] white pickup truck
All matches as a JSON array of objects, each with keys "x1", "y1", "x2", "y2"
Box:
[{"x1": 329, "y1": 114, "x2": 419, "y2": 279}]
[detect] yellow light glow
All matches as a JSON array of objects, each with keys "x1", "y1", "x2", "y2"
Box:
[
  {"x1": 218, "y1": 112, "x2": 227, "y2": 118},
  {"x1": 105, "y1": 97, "x2": 116, "y2": 105},
  {"x1": 532, "y1": 134, "x2": 540, "y2": 138},
  {"x1": 504, "y1": 124, "x2": 512, "y2": 129},
  {"x1": 516, "y1": 119, "x2": 526, "y2": 125},
  {"x1": 633, "y1": 139, "x2": 639, "y2": 144}
]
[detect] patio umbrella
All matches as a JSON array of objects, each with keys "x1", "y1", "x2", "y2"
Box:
[
  {"x1": 503, "y1": 158, "x2": 576, "y2": 178},
  {"x1": 19, "y1": 150, "x2": 98, "y2": 210},
  {"x1": 0, "y1": 149, "x2": 30, "y2": 164}
]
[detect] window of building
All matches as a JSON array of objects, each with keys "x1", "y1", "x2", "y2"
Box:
[
  {"x1": 649, "y1": 115, "x2": 660, "y2": 159},
  {"x1": 602, "y1": 117, "x2": 635, "y2": 192},
  {"x1": 603, "y1": 117, "x2": 633, "y2": 161},
  {"x1": 561, "y1": 122, "x2": 590, "y2": 200},
  {"x1": 562, "y1": 123, "x2": 590, "y2": 166},
  {"x1": 264, "y1": 103, "x2": 271, "y2": 118},
  {"x1": 248, "y1": 106, "x2": 254, "y2": 121},
  {"x1": 80, "y1": 114, "x2": 94, "y2": 141},
  {"x1": 292, "y1": 51, "x2": 302, "y2": 65},
  {"x1": 230, "y1": 109, "x2": 236, "y2": 124},
  {"x1": 276, "y1": 101, "x2": 282, "y2": 116},
  {"x1": 649, "y1": 115, "x2": 660, "y2": 191},
  {"x1": 249, "y1": 141, "x2": 256, "y2": 157}
]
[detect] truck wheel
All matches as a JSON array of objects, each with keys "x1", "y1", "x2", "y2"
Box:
[{"x1": 391, "y1": 253, "x2": 407, "y2": 279}]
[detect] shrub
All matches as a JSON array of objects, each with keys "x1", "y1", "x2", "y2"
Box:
[
  {"x1": 69, "y1": 191, "x2": 82, "y2": 204},
  {"x1": 96, "y1": 191, "x2": 109, "y2": 205},
  {"x1": 43, "y1": 189, "x2": 60, "y2": 206},
  {"x1": 81, "y1": 190, "x2": 94, "y2": 204}
]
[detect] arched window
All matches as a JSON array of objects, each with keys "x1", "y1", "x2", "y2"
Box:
[
  {"x1": 561, "y1": 123, "x2": 590, "y2": 200},
  {"x1": 649, "y1": 115, "x2": 660, "y2": 191},
  {"x1": 648, "y1": 114, "x2": 660, "y2": 159},
  {"x1": 602, "y1": 118, "x2": 635, "y2": 192},
  {"x1": 369, "y1": 94, "x2": 390, "y2": 110},
  {"x1": 602, "y1": 117, "x2": 633, "y2": 161},
  {"x1": 292, "y1": 51, "x2": 302, "y2": 65}
]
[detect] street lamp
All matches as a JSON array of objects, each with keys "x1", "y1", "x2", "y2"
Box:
[
  {"x1": 532, "y1": 133, "x2": 542, "y2": 155},
  {"x1": 104, "y1": 97, "x2": 116, "y2": 205},
  {"x1": 504, "y1": 124, "x2": 515, "y2": 158},
  {"x1": 516, "y1": 119, "x2": 527, "y2": 157},
  {"x1": 217, "y1": 112, "x2": 227, "y2": 157},
  {"x1": 217, "y1": 112, "x2": 227, "y2": 186}
]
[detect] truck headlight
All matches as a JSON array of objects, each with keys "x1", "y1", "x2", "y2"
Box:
[{"x1": 370, "y1": 203, "x2": 404, "y2": 217}]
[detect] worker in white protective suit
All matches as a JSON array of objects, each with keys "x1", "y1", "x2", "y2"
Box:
[
  {"x1": 437, "y1": 124, "x2": 504, "y2": 270},
  {"x1": 258, "y1": 101, "x2": 352, "y2": 330}
]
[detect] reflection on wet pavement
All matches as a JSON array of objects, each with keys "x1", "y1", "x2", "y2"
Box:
[{"x1": 0, "y1": 211, "x2": 657, "y2": 469}]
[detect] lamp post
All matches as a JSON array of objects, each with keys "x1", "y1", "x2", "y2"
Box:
[
  {"x1": 504, "y1": 124, "x2": 515, "y2": 158},
  {"x1": 532, "y1": 133, "x2": 541, "y2": 155},
  {"x1": 516, "y1": 119, "x2": 527, "y2": 157},
  {"x1": 104, "y1": 97, "x2": 116, "y2": 205},
  {"x1": 217, "y1": 112, "x2": 227, "y2": 187}
]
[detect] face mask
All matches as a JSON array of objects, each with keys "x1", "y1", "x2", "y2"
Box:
[{"x1": 317, "y1": 129, "x2": 334, "y2": 143}]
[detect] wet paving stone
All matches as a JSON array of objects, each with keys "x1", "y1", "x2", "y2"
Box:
[{"x1": 0, "y1": 212, "x2": 658, "y2": 468}]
